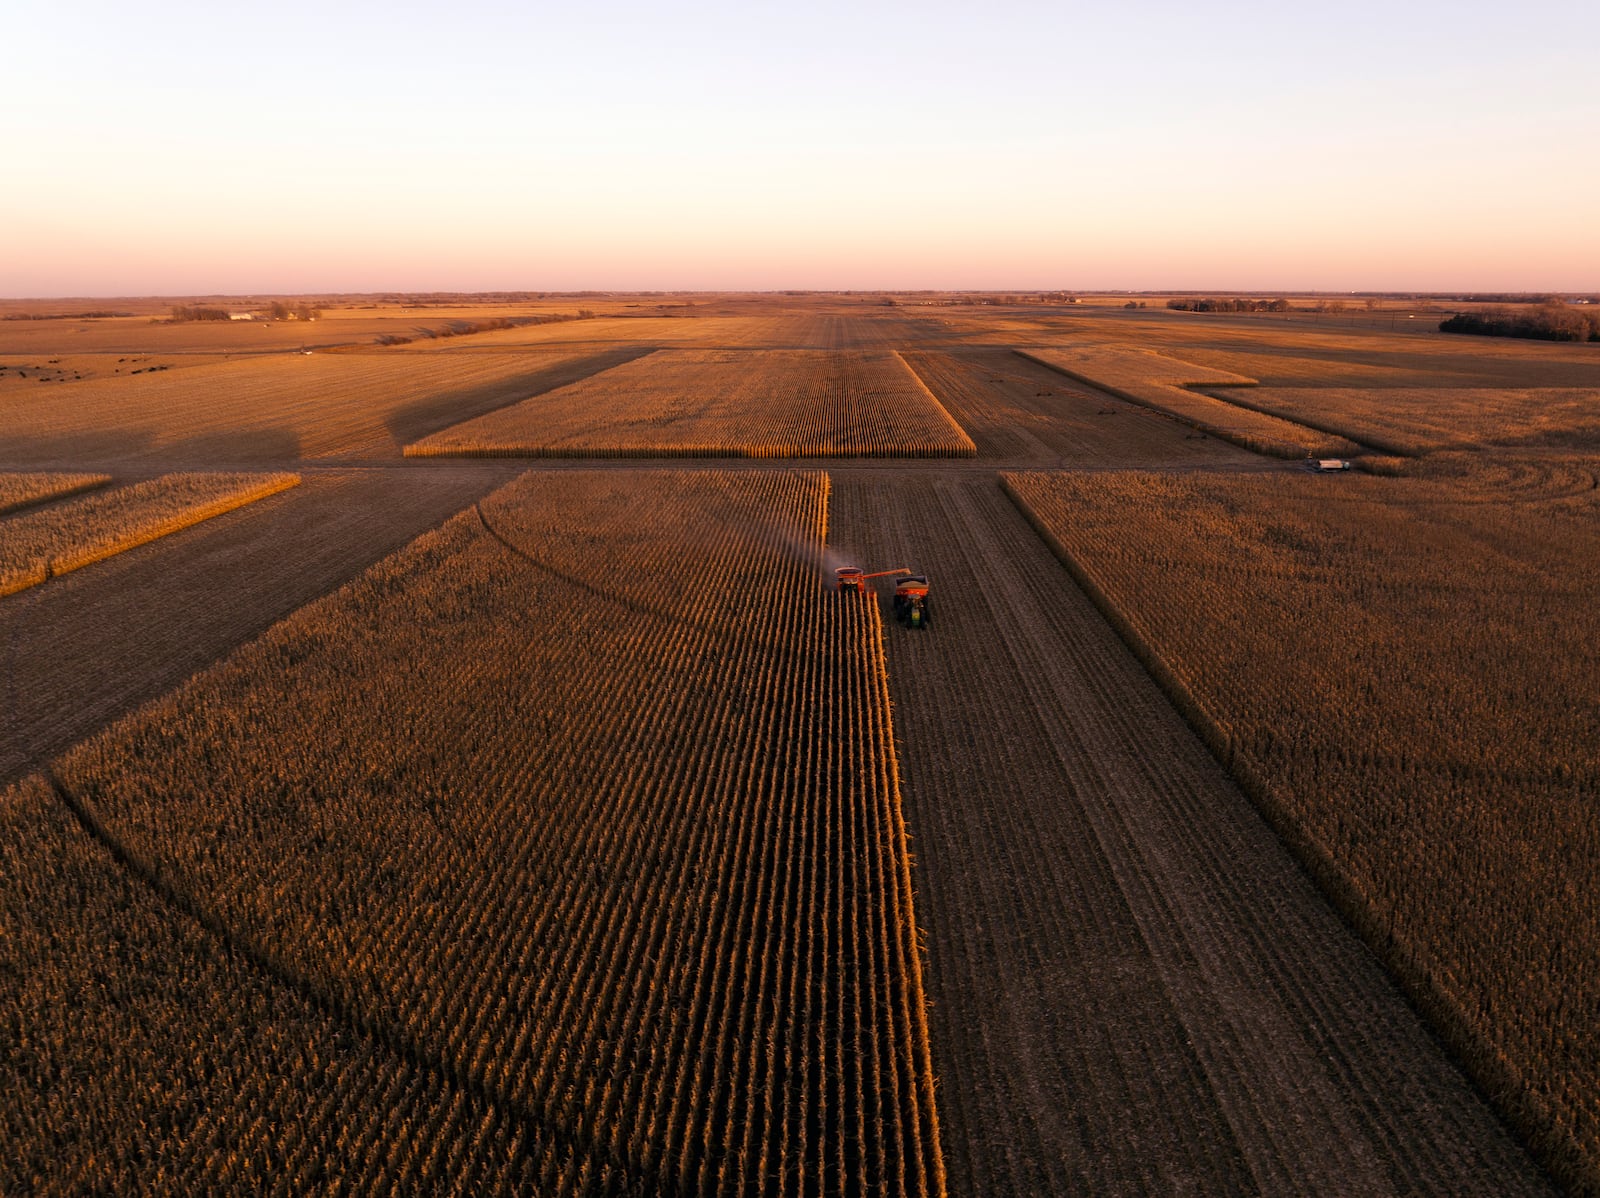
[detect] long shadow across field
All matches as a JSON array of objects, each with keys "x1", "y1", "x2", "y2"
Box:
[
  {"x1": 0, "y1": 465, "x2": 519, "y2": 789},
  {"x1": 383, "y1": 345, "x2": 657, "y2": 447}
]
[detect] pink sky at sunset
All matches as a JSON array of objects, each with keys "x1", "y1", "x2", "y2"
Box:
[{"x1": 5, "y1": 1, "x2": 1596, "y2": 297}]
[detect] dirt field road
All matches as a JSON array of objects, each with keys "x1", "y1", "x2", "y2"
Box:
[{"x1": 830, "y1": 473, "x2": 1553, "y2": 1196}]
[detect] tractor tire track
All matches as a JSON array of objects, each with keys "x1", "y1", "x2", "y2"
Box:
[{"x1": 829, "y1": 472, "x2": 1554, "y2": 1196}]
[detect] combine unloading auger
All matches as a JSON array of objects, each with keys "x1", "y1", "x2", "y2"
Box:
[{"x1": 834, "y1": 566, "x2": 910, "y2": 593}]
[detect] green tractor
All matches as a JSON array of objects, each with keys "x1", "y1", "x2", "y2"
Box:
[{"x1": 891, "y1": 575, "x2": 931, "y2": 629}]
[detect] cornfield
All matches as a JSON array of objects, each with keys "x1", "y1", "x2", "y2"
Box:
[
  {"x1": 404, "y1": 350, "x2": 976, "y2": 458},
  {"x1": 1225, "y1": 385, "x2": 1600, "y2": 458},
  {"x1": 0, "y1": 472, "x2": 299, "y2": 597},
  {"x1": 1018, "y1": 346, "x2": 1361, "y2": 458},
  {"x1": 1, "y1": 776, "x2": 532, "y2": 1193},
  {"x1": 0, "y1": 471, "x2": 110, "y2": 516},
  {"x1": 1002, "y1": 467, "x2": 1600, "y2": 1192},
  {"x1": 12, "y1": 469, "x2": 944, "y2": 1195}
]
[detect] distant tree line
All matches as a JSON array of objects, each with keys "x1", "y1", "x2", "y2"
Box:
[
  {"x1": 374, "y1": 310, "x2": 594, "y2": 347},
  {"x1": 1166, "y1": 297, "x2": 1291, "y2": 313},
  {"x1": 168, "y1": 301, "x2": 322, "y2": 323},
  {"x1": 2, "y1": 310, "x2": 132, "y2": 321},
  {"x1": 267, "y1": 301, "x2": 322, "y2": 321},
  {"x1": 1446, "y1": 292, "x2": 1600, "y2": 305},
  {"x1": 1439, "y1": 303, "x2": 1600, "y2": 343}
]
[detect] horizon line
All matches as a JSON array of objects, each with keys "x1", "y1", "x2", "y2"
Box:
[{"x1": 6, "y1": 287, "x2": 1598, "y2": 304}]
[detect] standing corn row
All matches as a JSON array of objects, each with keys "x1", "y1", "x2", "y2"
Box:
[
  {"x1": 0, "y1": 778, "x2": 528, "y2": 1195},
  {"x1": 1018, "y1": 346, "x2": 1359, "y2": 459},
  {"x1": 404, "y1": 351, "x2": 976, "y2": 458},
  {"x1": 0, "y1": 471, "x2": 111, "y2": 516},
  {"x1": 1002, "y1": 467, "x2": 1600, "y2": 1195},
  {"x1": 33, "y1": 469, "x2": 944, "y2": 1195},
  {"x1": 0, "y1": 472, "x2": 298, "y2": 597}
]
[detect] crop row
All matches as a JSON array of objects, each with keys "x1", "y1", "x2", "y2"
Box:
[
  {"x1": 404, "y1": 350, "x2": 977, "y2": 458},
  {"x1": 1233, "y1": 385, "x2": 1600, "y2": 457},
  {"x1": 32, "y1": 470, "x2": 943, "y2": 1195},
  {"x1": 0, "y1": 472, "x2": 299, "y2": 597},
  {"x1": 1018, "y1": 346, "x2": 1361, "y2": 458},
  {"x1": 1002, "y1": 468, "x2": 1600, "y2": 1194},
  {"x1": 895, "y1": 348, "x2": 1266, "y2": 466},
  {"x1": 0, "y1": 778, "x2": 535, "y2": 1195},
  {"x1": 0, "y1": 471, "x2": 110, "y2": 516}
]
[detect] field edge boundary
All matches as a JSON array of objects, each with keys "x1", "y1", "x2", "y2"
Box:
[
  {"x1": 1014, "y1": 348, "x2": 1361, "y2": 461},
  {"x1": 0, "y1": 472, "x2": 114, "y2": 519},
  {"x1": 995, "y1": 469, "x2": 1586, "y2": 1197},
  {"x1": 1, "y1": 473, "x2": 301, "y2": 600},
  {"x1": 1188, "y1": 384, "x2": 1420, "y2": 459},
  {"x1": 404, "y1": 444, "x2": 980, "y2": 462},
  {"x1": 843, "y1": 475, "x2": 950, "y2": 1197},
  {"x1": 390, "y1": 344, "x2": 663, "y2": 453},
  {"x1": 892, "y1": 351, "x2": 979, "y2": 459}
]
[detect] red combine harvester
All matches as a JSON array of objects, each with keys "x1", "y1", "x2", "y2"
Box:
[{"x1": 834, "y1": 566, "x2": 932, "y2": 628}]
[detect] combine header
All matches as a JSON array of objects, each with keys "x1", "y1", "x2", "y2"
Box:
[{"x1": 834, "y1": 566, "x2": 932, "y2": 629}]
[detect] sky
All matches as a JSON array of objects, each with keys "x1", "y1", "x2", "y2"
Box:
[{"x1": 3, "y1": 0, "x2": 1596, "y2": 296}]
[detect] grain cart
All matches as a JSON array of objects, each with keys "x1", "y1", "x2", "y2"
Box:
[
  {"x1": 834, "y1": 565, "x2": 911, "y2": 594},
  {"x1": 892, "y1": 575, "x2": 931, "y2": 628}
]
